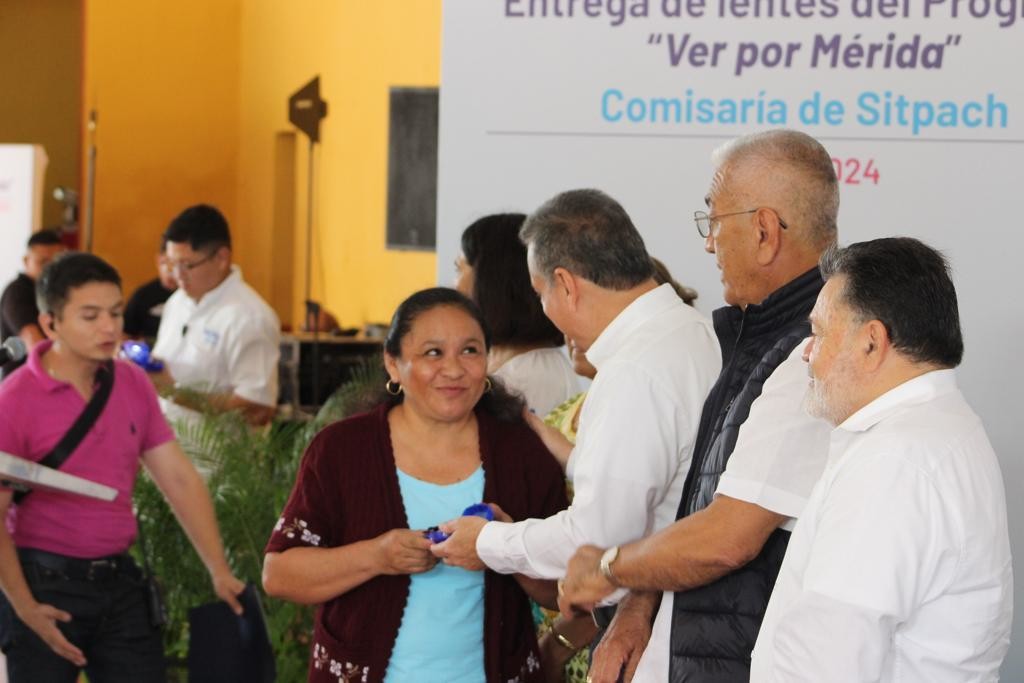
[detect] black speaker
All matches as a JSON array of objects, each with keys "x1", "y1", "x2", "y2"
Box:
[
  {"x1": 386, "y1": 87, "x2": 439, "y2": 250},
  {"x1": 279, "y1": 335, "x2": 382, "y2": 411}
]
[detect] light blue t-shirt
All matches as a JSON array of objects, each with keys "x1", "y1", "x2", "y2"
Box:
[{"x1": 384, "y1": 466, "x2": 486, "y2": 683}]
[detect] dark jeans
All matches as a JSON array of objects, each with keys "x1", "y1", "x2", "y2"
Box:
[{"x1": 0, "y1": 550, "x2": 165, "y2": 683}]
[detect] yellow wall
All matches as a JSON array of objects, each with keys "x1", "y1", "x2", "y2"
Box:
[
  {"x1": 0, "y1": 0, "x2": 82, "y2": 230},
  {"x1": 83, "y1": 0, "x2": 241, "y2": 295},
  {"x1": 82, "y1": 1, "x2": 440, "y2": 327},
  {"x1": 237, "y1": 1, "x2": 440, "y2": 329}
]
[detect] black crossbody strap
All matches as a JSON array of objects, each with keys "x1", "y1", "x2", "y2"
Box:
[{"x1": 11, "y1": 360, "x2": 116, "y2": 504}]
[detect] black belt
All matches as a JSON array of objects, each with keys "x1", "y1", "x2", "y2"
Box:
[{"x1": 18, "y1": 548, "x2": 136, "y2": 583}]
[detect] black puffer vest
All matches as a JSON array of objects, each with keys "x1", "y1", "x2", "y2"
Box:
[{"x1": 668, "y1": 267, "x2": 823, "y2": 683}]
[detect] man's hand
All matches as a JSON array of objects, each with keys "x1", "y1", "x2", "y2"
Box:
[
  {"x1": 588, "y1": 592, "x2": 656, "y2": 683},
  {"x1": 375, "y1": 529, "x2": 438, "y2": 576},
  {"x1": 145, "y1": 366, "x2": 175, "y2": 393},
  {"x1": 211, "y1": 570, "x2": 246, "y2": 615},
  {"x1": 17, "y1": 600, "x2": 86, "y2": 667},
  {"x1": 430, "y1": 515, "x2": 488, "y2": 570},
  {"x1": 222, "y1": 395, "x2": 277, "y2": 427},
  {"x1": 559, "y1": 544, "x2": 615, "y2": 616}
]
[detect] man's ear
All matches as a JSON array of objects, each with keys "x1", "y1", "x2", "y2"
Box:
[
  {"x1": 38, "y1": 311, "x2": 57, "y2": 340},
  {"x1": 552, "y1": 267, "x2": 579, "y2": 309},
  {"x1": 214, "y1": 245, "x2": 232, "y2": 272},
  {"x1": 753, "y1": 208, "x2": 784, "y2": 266},
  {"x1": 861, "y1": 319, "x2": 890, "y2": 371}
]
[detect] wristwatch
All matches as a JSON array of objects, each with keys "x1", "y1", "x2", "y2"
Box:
[{"x1": 599, "y1": 545, "x2": 620, "y2": 586}]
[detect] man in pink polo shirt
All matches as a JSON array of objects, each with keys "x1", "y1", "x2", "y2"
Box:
[{"x1": 0, "y1": 253, "x2": 244, "y2": 682}]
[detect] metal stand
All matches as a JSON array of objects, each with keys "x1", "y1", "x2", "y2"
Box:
[
  {"x1": 84, "y1": 110, "x2": 98, "y2": 253},
  {"x1": 303, "y1": 137, "x2": 321, "y2": 407},
  {"x1": 289, "y1": 76, "x2": 328, "y2": 408}
]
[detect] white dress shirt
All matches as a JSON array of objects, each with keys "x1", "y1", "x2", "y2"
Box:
[
  {"x1": 493, "y1": 346, "x2": 581, "y2": 417},
  {"x1": 153, "y1": 265, "x2": 281, "y2": 411},
  {"x1": 475, "y1": 284, "x2": 720, "y2": 579},
  {"x1": 633, "y1": 341, "x2": 832, "y2": 681},
  {"x1": 752, "y1": 369, "x2": 1013, "y2": 683}
]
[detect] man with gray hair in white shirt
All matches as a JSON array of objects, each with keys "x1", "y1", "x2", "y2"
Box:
[
  {"x1": 557, "y1": 128, "x2": 839, "y2": 682},
  {"x1": 752, "y1": 237, "x2": 1012, "y2": 682},
  {"x1": 431, "y1": 188, "x2": 720, "y2": 629}
]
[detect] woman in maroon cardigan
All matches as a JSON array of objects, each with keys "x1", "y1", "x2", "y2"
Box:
[{"x1": 263, "y1": 288, "x2": 567, "y2": 683}]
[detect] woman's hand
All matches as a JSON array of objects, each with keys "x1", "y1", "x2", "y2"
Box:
[
  {"x1": 486, "y1": 502, "x2": 513, "y2": 523},
  {"x1": 538, "y1": 629, "x2": 571, "y2": 683},
  {"x1": 538, "y1": 613, "x2": 597, "y2": 683},
  {"x1": 523, "y1": 409, "x2": 573, "y2": 471},
  {"x1": 375, "y1": 529, "x2": 438, "y2": 575}
]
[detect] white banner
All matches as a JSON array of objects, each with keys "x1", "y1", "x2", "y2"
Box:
[
  {"x1": 439, "y1": 1, "x2": 1023, "y2": 673},
  {"x1": 0, "y1": 145, "x2": 47, "y2": 288}
]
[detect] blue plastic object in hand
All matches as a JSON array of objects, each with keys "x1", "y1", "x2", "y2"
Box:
[
  {"x1": 424, "y1": 503, "x2": 496, "y2": 543},
  {"x1": 121, "y1": 340, "x2": 164, "y2": 372},
  {"x1": 424, "y1": 527, "x2": 449, "y2": 544},
  {"x1": 460, "y1": 503, "x2": 495, "y2": 521}
]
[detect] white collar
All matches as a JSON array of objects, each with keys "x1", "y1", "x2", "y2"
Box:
[
  {"x1": 836, "y1": 368, "x2": 959, "y2": 434},
  {"x1": 586, "y1": 284, "x2": 679, "y2": 370},
  {"x1": 190, "y1": 265, "x2": 243, "y2": 310}
]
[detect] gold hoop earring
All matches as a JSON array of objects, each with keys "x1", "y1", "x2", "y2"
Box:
[
  {"x1": 385, "y1": 380, "x2": 402, "y2": 396},
  {"x1": 484, "y1": 377, "x2": 493, "y2": 393}
]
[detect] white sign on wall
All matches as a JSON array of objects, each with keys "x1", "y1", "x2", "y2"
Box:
[
  {"x1": 0, "y1": 145, "x2": 48, "y2": 287},
  {"x1": 439, "y1": 0, "x2": 1023, "y2": 674}
]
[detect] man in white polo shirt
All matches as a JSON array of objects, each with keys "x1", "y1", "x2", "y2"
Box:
[
  {"x1": 151, "y1": 204, "x2": 280, "y2": 426},
  {"x1": 751, "y1": 238, "x2": 1011, "y2": 682}
]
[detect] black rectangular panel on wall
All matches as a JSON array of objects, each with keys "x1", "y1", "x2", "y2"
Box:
[{"x1": 386, "y1": 87, "x2": 438, "y2": 250}]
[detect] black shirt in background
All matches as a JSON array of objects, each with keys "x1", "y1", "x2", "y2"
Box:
[
  {"x1": 0, "y1": 273, "x2": 39, "y2": 378},
  {"x1": 123, "y1": 277, "x2": 174, "y2": 341}
]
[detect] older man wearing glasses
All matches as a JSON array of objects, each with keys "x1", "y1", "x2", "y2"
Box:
[
  {"x1": 150, "y1": 204, "x2": 280, "y2": 427},
  {"x1": 558, "y1": 129, "x2": 840, "y2": 683}
]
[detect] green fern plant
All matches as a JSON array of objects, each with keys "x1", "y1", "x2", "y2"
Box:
[{"x1": 133, "y1": 359, "x2": 385, "y2": 681}]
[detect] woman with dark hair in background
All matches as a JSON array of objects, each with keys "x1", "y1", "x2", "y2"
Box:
[
  {"x1": 263, "y1": 287, "x2": 567, "y2": 683},
  {"x1": 455, "y1": 214, "x2": 580, "y2": 416}
]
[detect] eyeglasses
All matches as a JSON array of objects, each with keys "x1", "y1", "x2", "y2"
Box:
[
  {"x1": 166, "y1": 252, "x2": 216, "y2": 274},
  {"x1": 693, "y1": 208, "x2": 789, "y2": 238}
]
